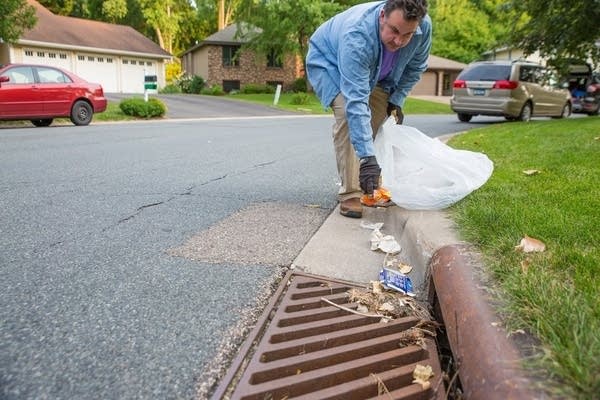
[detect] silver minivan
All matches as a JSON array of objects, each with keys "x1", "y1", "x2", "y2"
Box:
[{"x1": 450, "y1": 60, "x2": 572, "y2": 122}]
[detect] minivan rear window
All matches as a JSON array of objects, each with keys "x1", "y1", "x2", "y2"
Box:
[{"x1": 458, "y1": 65, "x2": 511, "y2": 81}]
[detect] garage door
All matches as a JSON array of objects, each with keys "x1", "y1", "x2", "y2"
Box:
[
  {"x1": 22, "y1": 48, "x2": 72, "y2": 72},
  {"x1": 121, "y1": 58, "x2": 157, "y2": 93},
  {"x1": 411, "y1": 71, "x2": 437, "y2": 96},
  {"x1": 75, "y1": 54, "x2": 119, "y2": 93}
]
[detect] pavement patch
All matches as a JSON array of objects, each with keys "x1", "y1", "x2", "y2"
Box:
[{"x1": 167, "y1": 202, "x2": 329, "y2": 266}]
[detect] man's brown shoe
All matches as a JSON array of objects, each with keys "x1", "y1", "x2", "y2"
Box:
[{"x1": 340, "y1": 198, "x2": 362, "y2": 218}]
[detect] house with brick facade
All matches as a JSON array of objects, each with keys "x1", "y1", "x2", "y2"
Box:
[
  {"x1": 181, "y1": 24, "x2": 303, "y2": 92},
  {"x1": 181, "y1": 24, "x2": 466, "y2": 96}
]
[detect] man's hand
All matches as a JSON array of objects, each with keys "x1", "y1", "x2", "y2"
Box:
[
  {"x1": 359, "y1": 156, "x2": 381, "y2": 195},
  {"x1": 386, "y1": 102, "x2": 404, "y2": 124}
]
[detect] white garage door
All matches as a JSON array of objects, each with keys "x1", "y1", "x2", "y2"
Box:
[
  {"x1": 75, "y1": 54, "x2": 119, "y2": 93},
  {"x1": 22, "y1": 48, "x2": 73, "y2": 72},
  {"x1": 121, "y1": 58, "x2": 157, "y2": 93}
]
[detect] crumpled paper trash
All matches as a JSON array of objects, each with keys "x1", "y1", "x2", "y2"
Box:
[{"x1": 360, "y1": 221, "x2": 401, "y2": 254}]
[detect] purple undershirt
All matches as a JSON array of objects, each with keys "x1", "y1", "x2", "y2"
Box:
[{"x1": 378, "y1": 47, "x2": 400, "y2": 81}]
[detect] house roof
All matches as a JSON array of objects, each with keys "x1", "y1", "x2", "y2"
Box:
[
  {"x1": 20, "y1": 0, "x2": 171, "y2": 58},
  {"x1": 427, "y1": 55, "x2": 466, "y2": 71},
  {"x1": 181, "y1": 24, "x2": 259, "y2": 55}
]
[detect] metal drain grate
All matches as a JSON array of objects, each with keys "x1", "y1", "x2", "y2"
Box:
[{"x1": 213, "y1": 271, "x2": 443, "y2": 400}]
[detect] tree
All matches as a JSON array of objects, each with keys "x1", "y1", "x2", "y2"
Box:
[
  {"x1": 429, "y1": 0, "x2": 496, "y2": 63},
  {"x1": 0, "y1": 0, "x2": 37, "y2": 43},
  {"x1": 236, "y1": 0, "x2": 344, "y2": 74},
  {"x1": 506, "y1": 0, "x2": 600, "y2": 70}
]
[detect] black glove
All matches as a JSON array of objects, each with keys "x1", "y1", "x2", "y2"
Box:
[
  {"x1": 359, "y1": 156, "x2": 381, "y2": 195},
  {"x1": 386, "y1": 102, "x2": 404, "y2": 124}
]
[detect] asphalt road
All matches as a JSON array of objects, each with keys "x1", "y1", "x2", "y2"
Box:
[{"x1": 0, "y1": 98, "x2": 493, "y2": 399}]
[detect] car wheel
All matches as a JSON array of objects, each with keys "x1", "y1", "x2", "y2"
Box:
[
  {"x1": 70, "y1": 100, "x2": 93, "y2": 126},
  {"x1": 457, "y1": 113, "x2": 472, "y2": 122},
  {"x1": 553, "y1": 103, "x2": 571, "y2": 119},
  {"x1": 30, "y1": 119, "x2": 53, "y2": 127},
  {"x1": 518, "y1": 102, "x2": 532, "y2": 122},
  {"x1": 587, "y1": 104, "x2": 599, "y2": 116}
]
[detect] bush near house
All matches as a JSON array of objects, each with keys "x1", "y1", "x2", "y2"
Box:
[
  {"x1": 240, "y1": 84, "x2": 275, "y2": 94},
  {"x1": 178, "y1": 75, "x2": 205, "y2": 94},
  {"x1": 201, "y1": 85, "x2": 225, "y2": 96},
  {"x1": 160, "y1": 84, "x2": 182, "y2": 94},
  {"x1": 119, "y1": 97, "x2": 167, "y2": 118},
  {"x1": 291, "y1": 77, "x2": 307, "y2": 93}
]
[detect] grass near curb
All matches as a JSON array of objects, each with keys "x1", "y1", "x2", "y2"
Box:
[{"x1": 447, "y1": 117, "x2": 600, "y2": 399}]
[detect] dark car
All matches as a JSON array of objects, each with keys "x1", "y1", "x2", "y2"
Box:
[
  {"x1": 564, "y1": 63, "x2": 599, "y2": 115},
  {"x1": 0, "y1": 63, "x2": 107, "y2": 126}
]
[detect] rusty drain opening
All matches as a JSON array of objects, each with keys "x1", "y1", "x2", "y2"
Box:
[{"x1": 211, "y1": 271, "x2": 445, "y2": 400}]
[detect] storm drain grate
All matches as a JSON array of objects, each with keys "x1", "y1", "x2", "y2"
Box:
[{"x1": 213, "y1": 272, "x2": 443, "y2": 400}]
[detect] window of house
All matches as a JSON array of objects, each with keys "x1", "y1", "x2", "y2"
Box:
[
  {"x1": 123, "y1": 59, "x2": 128, "y2": 64},
  {"x1": 267, "y1": 49, "x2": 283, "y2": 68},
  {"x1": 88, "y1": 56, "x2": 95, "y2": 61},
  {"x1": 98, "y1": 57, "x2": 104, "y2": 62},
  {"x1": 107, "y1": 58, "x2": 113, "y2": 63},
  {"x1": 78, "y1": 55, "x2": 85, "y2": 61},
  {"x1": 222, "y1": 80, "x2": 240, "y2": 93},
  {"x1": 37, "y1": 51, "x2": 45, "y2": 57},
  {"x1": 59, "y1": 53, "x2": 67, "y2": 59},
  {"x1": 131, "y1": 60, "x2": 137, "y2": 65},
  {"x1": 146, "y1": 61, "x2": 152, "y2": 66},
  {"x1": 25, "y1": 50, "x2": 33, "y2": 56},
  {"x1": 222, "y1": 45, "x2": 241, "y2": 67},
  {"x1": 48, "y1": 53, "x2": 56, "y2": 59}
]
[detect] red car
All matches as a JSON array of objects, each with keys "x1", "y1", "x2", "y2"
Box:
[{"x1": 0, "y1": 63, "x2": 107, "y2": 126}]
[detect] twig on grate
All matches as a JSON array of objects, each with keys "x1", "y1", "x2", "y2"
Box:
[
  {"x1": 320, "y1": 297, "x2": 385, "y2": 318},
  {"x1": 370, "y1": 373, "x2": 393, "y2": 399}
]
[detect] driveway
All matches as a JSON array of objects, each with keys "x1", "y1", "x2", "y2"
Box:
[{"x1": 105, "y1": 93, "x2": 300, "y2": 119}]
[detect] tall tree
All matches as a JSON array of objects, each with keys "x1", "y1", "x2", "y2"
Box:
[
  {"x1": 429, "y1": 0, "x2": 496, "y2": 63},
  {"x1": 138, "y1": 0, "x2": 181, "y2": 53},
  {"x1": 0, "y1": 0, "x2": 37, "y2": 44},
  {"x1": 236, "y1": 0, "x2": 343, "y2": 74},
  {"x1": 506, "y1": 0, "x2": 600, "y2": 70}
]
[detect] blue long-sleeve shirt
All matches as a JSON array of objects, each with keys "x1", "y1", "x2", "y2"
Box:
[{"x1": 306, "y1": 1, "x2": 432, "y2": 159}]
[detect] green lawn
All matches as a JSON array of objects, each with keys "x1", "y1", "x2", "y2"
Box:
[
  {"x1": 448, "y1": 117, "x2": 600, "y2": 399},
  {"x1": 226, "y1": 92, "x2": 452, "y2": 115}
]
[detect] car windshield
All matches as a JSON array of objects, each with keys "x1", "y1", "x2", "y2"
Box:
[{"x1": 458, "y1": 64, "x2": 511, "y2": 81}]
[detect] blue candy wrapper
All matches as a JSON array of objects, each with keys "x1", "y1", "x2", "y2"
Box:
[{"x1": 379, "y1": 267, "x2": 415, "y2": 297}]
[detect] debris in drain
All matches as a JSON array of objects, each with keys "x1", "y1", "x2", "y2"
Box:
[
  {"x1": 379, "y1": 267, "x2": 415, "y2": 296},
  {"x1": 384, "y1": 254, "x2": 413, "y2": 274},
  {"x1": 412, "y1": 364, "x2": 435, "y2": 390},
  {"x1": 347, "y1": 281, "x2": 432, "y2": 322}
]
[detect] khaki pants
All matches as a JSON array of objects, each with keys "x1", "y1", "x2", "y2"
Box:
[{"x1": 330, "y1": 86, "x2": 389, "y2": 201}]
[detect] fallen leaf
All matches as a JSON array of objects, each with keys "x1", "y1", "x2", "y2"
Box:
[
  {"x1": 378, "y1": 302, "x2": 395, "y2": 312},
  {"x1": 515, "y1": 235, "x2": 546, "y2": 253},
  {"x1": 412, "y1": 364, "x2": 434, "y2": 390},
  {"x1": 398, "y1": 263, "x2": 413, "y2": 274},
  {"x1": 523, "y1": 169, "x2": 540, "y2": 176},
  {"x1": 357, "y1": 304, "x2": 369, "y2": 313},
  {"x1": 595, "y1": 136, "x2": 600, "y2": 141},
  {"x1": 370, "y1": 280, "x2": 384, "y2": 294},
  {"x1": 521, "y1": 258, "x2": 531, "y2": 273}
]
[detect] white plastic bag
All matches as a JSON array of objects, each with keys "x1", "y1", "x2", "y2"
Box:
[{"x1": 374, "y1": 118, "x2": 493, "y2": 210}]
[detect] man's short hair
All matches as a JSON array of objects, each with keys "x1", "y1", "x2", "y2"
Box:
[{"x1": 383, "y1": 0, "x2": 428, "y2": 21}]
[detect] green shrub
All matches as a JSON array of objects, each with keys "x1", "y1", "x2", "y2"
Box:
[
  {"x1": 201, "y1": 85, "x2": 225, "y2": 96},
  {"x1": 119, "y1": 97, "x2": 167, "y2": 118},
  {"x1": 240, "y1": 84, "x2": 275, "y2": 94},
  {"x1": 291, "y1": 77, "x2": 307, "y2": 93},
  {"x1": 160, "y1": 84, "x2": 181, "y2": 94},
  {"x1": 290, "y1": 92, "x2": 310, "y2": 105},
  {"x1": 178, "y1": 75, "x2": 205, "y2": 94}
]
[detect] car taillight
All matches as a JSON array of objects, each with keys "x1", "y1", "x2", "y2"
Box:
[
  {"x1": 493, "y1": 80, "x2": 518, "y2": 89},
  {"x1": 453, "y1": 80, "x2": 466, "y2": 89}
]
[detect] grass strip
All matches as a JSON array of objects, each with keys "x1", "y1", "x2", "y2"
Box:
[{"x1": 448, "y1": 117, "x2": 600, "y2": 399}]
